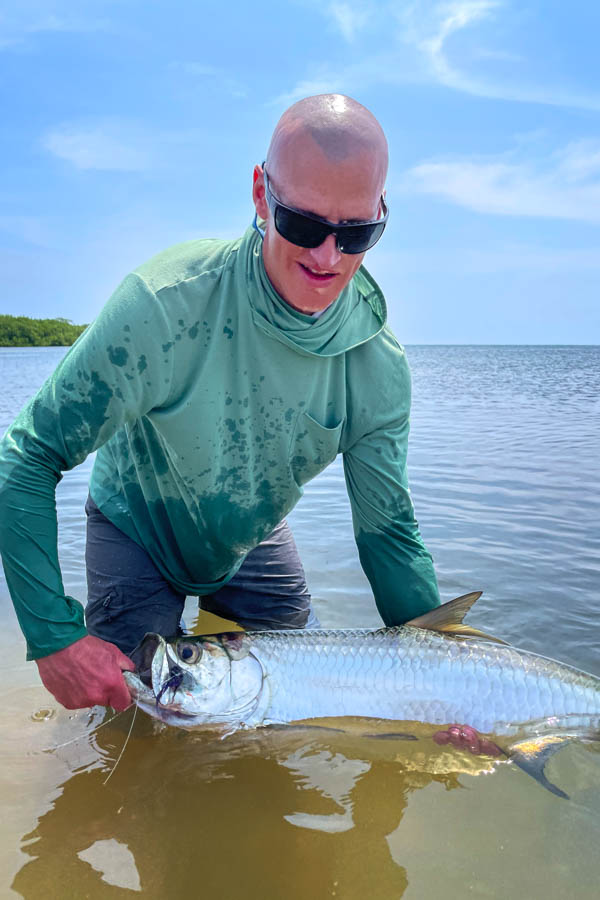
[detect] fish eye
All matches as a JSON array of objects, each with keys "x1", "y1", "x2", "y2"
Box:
[{"x1": 176, "y1": 641, "x2": 202, "y2": 664}]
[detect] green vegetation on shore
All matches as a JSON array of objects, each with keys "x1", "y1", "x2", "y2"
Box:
[{"x1": 0, "y1": 315, "x2": 88, "y2": 347}]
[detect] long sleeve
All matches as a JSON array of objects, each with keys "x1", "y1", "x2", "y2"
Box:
[
  {"x1": 343, "y1": 351, "x2": 440, "y2": 624},
  {"x1": 0, "y1": 273, "x2": 173, "y2": 659}
]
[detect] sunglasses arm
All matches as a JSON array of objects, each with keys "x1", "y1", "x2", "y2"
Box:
[{"x1": 252, "y1": 213, "x2": 266, "y2": 240}]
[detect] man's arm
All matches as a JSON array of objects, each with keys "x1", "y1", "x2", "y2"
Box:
[
  {"x1": 343, "y1": 350, "x2": 439, "y2": 624},
  {"x1": 0, "y1": 273, "x2": 173, "y2": 705}
]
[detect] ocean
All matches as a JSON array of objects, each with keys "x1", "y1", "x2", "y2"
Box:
[{"x1": 1, "y1": 344, "x2": 599, "y2": 898}]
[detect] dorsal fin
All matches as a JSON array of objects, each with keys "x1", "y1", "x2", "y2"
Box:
[{"x1": 406, "y1": 592, "x2": 507, "y2": 645}]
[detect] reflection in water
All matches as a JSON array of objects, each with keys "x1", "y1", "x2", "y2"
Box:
[
  {"x1": 281, "y1": 746, "x2": 371, "y2": 833},
  {"x1": 77, "y1": 839, "x2": 141, "y2": 892},
  {"x1": 13, "y1": 715, "x2": 473, "y2": 900}
]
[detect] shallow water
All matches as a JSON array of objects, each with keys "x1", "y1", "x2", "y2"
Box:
[{"x1": 1, "y1": 345, "x2": 599, "y2": 898}]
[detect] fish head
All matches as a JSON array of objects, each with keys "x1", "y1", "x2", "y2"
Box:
[{"x1": 125, "y1": 632, "x2": 264, "y2": 729}]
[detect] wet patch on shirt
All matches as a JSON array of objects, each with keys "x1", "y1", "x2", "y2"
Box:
[
  {"x1": 108, "y1": 475, "x2": 293, "y2": 589},
  {"x1": 107, "y1": 345, "x2": 129, "y2": 367},
  {"x1": 131, "y1": 431, "x2": 150, "y2": 467},
  {"x1": 92, "y1": 396, "x2": 332, "y2": 592},
  {"x1": 33, "y1": 370, "x2": 114, "y2": 463},
  {"x1": 215, "y1": 465, "x2": 250, "y2": 495}
]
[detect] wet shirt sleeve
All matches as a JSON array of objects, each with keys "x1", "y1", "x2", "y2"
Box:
[
  {"x1": 0, "y1": 273, "x2": 173, "y2": 659},
  {"x1": 342, "y1": 357, "x2": 440, "y2": 624}
]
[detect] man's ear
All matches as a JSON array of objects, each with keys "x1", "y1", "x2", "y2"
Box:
[{"x1": 252, "y1": 164, "x2": 269, "y2": 220}]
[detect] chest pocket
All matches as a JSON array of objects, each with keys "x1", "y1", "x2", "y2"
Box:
[{"x1": 289, "y1": 411, "x2": 344, "y2": 487}]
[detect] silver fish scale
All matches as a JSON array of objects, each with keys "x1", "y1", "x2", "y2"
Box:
[{"x1": 244, "y1": 627, "x2": 600, "y2": 733}]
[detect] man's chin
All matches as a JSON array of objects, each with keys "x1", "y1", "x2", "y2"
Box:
[
  {"x1": 284, "y1": 272, "x2": 345, "y2": 314},
  {"x1": 285, "y1": 291, "x2": 338, "y2": 315}
]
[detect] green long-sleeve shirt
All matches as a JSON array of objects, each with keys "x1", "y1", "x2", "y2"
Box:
[{"x1": 0, "y1": 225, "x2": 439, "y2": 660}]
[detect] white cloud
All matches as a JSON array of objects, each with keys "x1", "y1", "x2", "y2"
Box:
[
  {"x1": 171, "y1": 62, "x2": 248, "y2": 99},
  {"x1": 402, "y1": 140, "x2": 600, "y2": 223},
  {"x1": 404, "y1": 0, "x2": 600, "y2": 110},
  {"x1": 0, "y1": 3, "x2": 110, "y2": 47},
  {"x1": 25, "y1": 14, "x2": 109, "y2": 34},
  {"x1": 278, "y1": 0, "x2": 600, "y2": 113},
  {"x1": 413, "y1": 0, "x2": 501, "y2": 83},
  {"x1": 42, "y1": 117, "x2": 211, "y2": 172},
  {"x1": 43, "y1": 120, "x2": 155, "y2": 171},
  {"x1": 327, "y1": 2, "x2": 371, "y2": 42},
  {"x1": 270, "y1": 46, "x2": 403, "y2": 105},
  {"x1": 272, "y1": 75, "x2": 348, "y2": 106}
]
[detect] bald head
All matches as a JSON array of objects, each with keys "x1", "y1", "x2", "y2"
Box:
[{"x1": 266, "y1": 94, "x2": 388, "y2": 196}]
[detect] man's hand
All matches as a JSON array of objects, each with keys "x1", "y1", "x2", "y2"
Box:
[
  {"x1": 35, "y1": 634, "x2": 135, "y2": 711},
  {"x1": 433, "y1": 724, "x2": 503, "y2": 757}
]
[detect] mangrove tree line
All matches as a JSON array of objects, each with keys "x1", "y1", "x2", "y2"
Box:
[{"x1": 0, "y1": 315, "x2": 88, "y2": 347}]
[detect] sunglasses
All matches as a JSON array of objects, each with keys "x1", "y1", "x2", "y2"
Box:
[{"x1": 262, "y1": 163, "x2": 388, "y2": 255}]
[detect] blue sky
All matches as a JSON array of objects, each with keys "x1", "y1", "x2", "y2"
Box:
[{"x1": 1, "y1": 0, "x2": 599, "y2": 343}]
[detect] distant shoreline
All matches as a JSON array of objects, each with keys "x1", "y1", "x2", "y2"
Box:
[{"x1": 0, "y1": 315, "x2": 88, "y2": 347}]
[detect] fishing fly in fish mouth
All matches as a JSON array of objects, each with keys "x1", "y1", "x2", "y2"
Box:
[
  {"x1": 155, "y1": 663, "x2": 184, "y2": 707},
  {"x1": 124, "y1": 592, "x2": 600, "y2": 799}
]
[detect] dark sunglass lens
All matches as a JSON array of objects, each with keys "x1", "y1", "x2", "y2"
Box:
[
  {"x1": 337, "y1": 222, "x2": 387, "y2": 254},
  {"x1": 274, "y1": 207, "x2": 330, "y2": 249}
]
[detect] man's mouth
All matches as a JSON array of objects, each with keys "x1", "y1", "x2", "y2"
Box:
[{"x1": 298, "y1": 263, "x2": 337, "y2": 284}]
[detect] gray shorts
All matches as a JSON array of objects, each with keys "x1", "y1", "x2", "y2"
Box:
[{"x1": 84, "y1": 496, "x2": 318, "y2": 655}]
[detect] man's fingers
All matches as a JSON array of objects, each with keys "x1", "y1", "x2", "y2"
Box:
[
  {"x1": 433, "y1": 724, "x2": 502, "y2": 757},
  {"x1": 108, "y1": 672, "x2": 134, "y2": 711},
  {"x1": 116, "y1": 651, "x2": 136, "y2": 672},
  {"x1": 110, "y1": 693, "x2": 133, "y2": 712}
]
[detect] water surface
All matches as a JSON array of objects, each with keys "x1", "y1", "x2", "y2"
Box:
[{"x1": 1, "y1": 345, "x2": 599, "y2": 898}]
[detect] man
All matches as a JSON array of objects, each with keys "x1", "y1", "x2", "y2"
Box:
[{"x1": 0, "y1": 94, "x2": 440, "y2": 713}]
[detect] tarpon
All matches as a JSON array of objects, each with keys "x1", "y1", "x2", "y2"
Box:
[{"x1": 124, "y1": 593, "x2": 600, "y2": 797}]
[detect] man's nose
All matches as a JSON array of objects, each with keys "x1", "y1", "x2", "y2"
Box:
[{"x1": 307, "y1": 234, "x2": 342, "y2": 270}]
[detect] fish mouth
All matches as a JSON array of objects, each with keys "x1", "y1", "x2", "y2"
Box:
[
  {"x1": 129, "y1": 633, "x2": 163, "y2": 689},
  {"x1": 129, "y1": 634, "x2": 190, "y2": 710}
]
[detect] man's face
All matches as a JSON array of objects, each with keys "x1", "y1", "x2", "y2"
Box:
[{"x1": 252, "y1": 147, "x2": 384, "y2": 314}]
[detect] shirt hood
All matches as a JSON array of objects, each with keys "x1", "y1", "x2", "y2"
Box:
[{"x1": 241, "y1": 224, "x2": 387, "y2": 358}]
